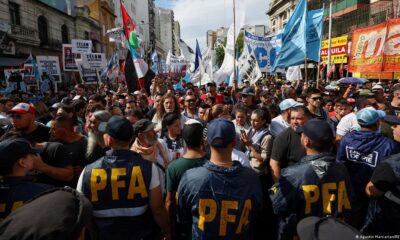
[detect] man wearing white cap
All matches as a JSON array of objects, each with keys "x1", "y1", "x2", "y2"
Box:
[{"x1": 270, "y1": 98, "x2": 303, "y2": 137}]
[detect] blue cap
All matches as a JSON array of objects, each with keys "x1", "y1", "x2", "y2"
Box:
[
  {"x1": 207, "y1": 119, "x2": 236, "y2": 147},
  {"x1": 241, "y1": 87, "x2": 255, "y2": 96},
  {"x1": 104, "y1": 116, "x2": 134, "y2": 141},
  {"x1": 357, "y1": 107, "x2": 381, "y2": 126},
  {"x1": 279, "y1": 98, "x2": 304, "y2": 111},
  {"x1": 296, "y1": 119, "x2": 334, "y2": 142}
]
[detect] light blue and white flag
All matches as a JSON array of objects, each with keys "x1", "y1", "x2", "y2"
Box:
[
  {"x1": 306, "y1": 9, "x2": 324, "y2": 62},
  {"x1": 272, "y1": 0, "x2": 307, "y2": 72}
]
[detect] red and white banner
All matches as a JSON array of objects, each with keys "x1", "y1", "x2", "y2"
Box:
[{"x1": 349, "y1": 19, "x2": 400, "y2": 72}]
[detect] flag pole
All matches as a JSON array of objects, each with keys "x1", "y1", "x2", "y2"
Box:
[
  {"x1": 304, "y1": 57, "x2": 308, "y2": 85},
  {"x1": 327, "y1": 0, "x2": 333, "y2": 82},
  {"x1": 233, "y1": 0, "x2": 237, "y2": 88}
]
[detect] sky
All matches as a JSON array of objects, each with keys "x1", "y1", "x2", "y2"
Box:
[{"x1": 155, "y1": 0, "x2": 269, "y2": 50}]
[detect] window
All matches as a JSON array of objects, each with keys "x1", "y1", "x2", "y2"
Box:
[
  {"x1": 9, "y1": 2, "x2": 20, "y2": 25},
  {"x1": 38, "y1": 16, "x2": 48, "y2": 45},
  {"x1": 84, "y1": 31, "x2": 89, "y2": 40},
  {"x1": 61, "y1": 25, "x2": 69, "y2": 44}
]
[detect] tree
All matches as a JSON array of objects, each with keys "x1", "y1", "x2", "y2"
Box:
[{"x1": 215, "y1": 32, "x2": 244, "y2": 67}]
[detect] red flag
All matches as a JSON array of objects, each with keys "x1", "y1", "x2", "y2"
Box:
[{"x1": 120, "y1": 0, "x2": 135, "y2": 40}]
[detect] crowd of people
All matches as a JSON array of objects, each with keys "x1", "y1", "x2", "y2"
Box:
[{"x1": 0, "y1": 76, "x2": 399, "y2": 239}]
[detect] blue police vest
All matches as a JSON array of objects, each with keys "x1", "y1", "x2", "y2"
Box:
[
  {"x1": 0, "y1": 177, "x2": 52, "y2": 223},
  {"x1": 177, "y1": 161, "x2": 263, "y2": 240},
  {"x1": 81, "y1": 149, "x2": 157, "y2": 240},
  {"x1": 270, "y1": 153, "x2": 355, "y2": 240}
]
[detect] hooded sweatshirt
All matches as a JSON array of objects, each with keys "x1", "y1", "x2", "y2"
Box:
[{"x1": 337, "y1": 130, "x2": 399, "y2": 195}]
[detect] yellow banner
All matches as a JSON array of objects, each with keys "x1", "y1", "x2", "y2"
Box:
[
  {"x1": 395, "y1": 72, "x2": 400, "y2": 79},
  {"x1": 321, "y1": 35, "x2": 348, "y2": 49},
  {"x1": 321, "y1": 55, "x2": 347, "y2": 64},
  {"x1": 353, "y1": 72, "x2": 393, "y2": 79}
]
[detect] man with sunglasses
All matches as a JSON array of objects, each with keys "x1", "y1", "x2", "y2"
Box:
[
  {"x1": 181, "y1": 95, "x2": 198, "y2": 124},
  {"x1": 8, "y1": 103, "x2": 50, "y2": 143},
  {"x1": 305, "y1": 88, "x2": 328, "y2": 120}
]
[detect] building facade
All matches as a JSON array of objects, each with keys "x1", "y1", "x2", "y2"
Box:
[
  {"x1": 155, "y1": 7, "x2": 175, "y2": 56},
  {"x1": 267, "y1": 0, "x2": 297, "y2": 34}
]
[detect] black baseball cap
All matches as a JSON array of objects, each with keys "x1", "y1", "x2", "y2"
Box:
[
  {"x1": 0, "y1": 187, "x2": 93, "y2": 240},
  {"x1": 133, "y1": 119, "x2": 156, "y2": 136},
  {"x1": 296, "y1": 119, "x2": 334, "y2": 142},
  {"x1": 297, "y1": 216, "x2": 360, "y2": 240},
  {"x1": 182, "y1": 119, "x2": 204, "y2": 146},
  {"x1": 384, "y1": 115, "x2": 400, "y2": 125},
  {"x1": 0, "y1": 138, "x2": 39, "y2": 174},
  {"x1": 100, "y1": 116, "x2": 133, "y2": 142}
]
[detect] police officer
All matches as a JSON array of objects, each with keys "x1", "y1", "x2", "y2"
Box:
[
  {"x1": 362, "y1": 114, "x2": 400, "y2": 234},
  {"x1": 269, "y1": 119, "x2": 354, "y2": 239},
  {"x1": 177, "y1": 118, "x2": 263, "y2": 239},
  {"x1": 77, "y1": 116, "x2": 170, "y2": 240},
  {"x1": 0, "y1": 138, "x2": 52, "y2": 222}
]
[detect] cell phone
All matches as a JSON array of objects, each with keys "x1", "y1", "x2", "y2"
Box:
[{"x1": 240, "y1": 129, "x2": 246, "y2": 135}]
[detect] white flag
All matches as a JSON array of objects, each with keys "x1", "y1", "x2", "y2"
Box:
[
  {"x1": 238, "y1": 49, "x2": 262, "y2": 85},
  {"x1": 235, "y1": 0, "x2": 247, "y2": 39},
  {"x1": 214, "y1": 25, "x2": 235, "y2": 85},
  {"x1": 286, "y1": 65, "x2": 303, "y2": 81}
]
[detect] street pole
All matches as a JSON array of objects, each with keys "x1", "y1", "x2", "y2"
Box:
[{"x1": 327, "y1": 0, "x2": 333, "y2": 82}]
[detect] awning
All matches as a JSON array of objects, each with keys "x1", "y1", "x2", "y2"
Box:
[{"x1": 0, "y1": 57, "x2": 26, "y2": 67}]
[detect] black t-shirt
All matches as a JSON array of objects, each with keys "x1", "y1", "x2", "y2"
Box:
[
  {"x1": 371, "y1": 162, "x2": 397, "y2": 192},
  {"x1": 61, "y1": 137, "x2": 88, "y2": 167},
  {"x1": 29, "y1": 124, "x2": 50, "y2": 143},
  {"x1": 28, "y1": 142, "x2": 72, "y2": 186},
  {"x1": 389, "y1": 104, "x2": 400, "y2": 118},
  {"x1": 271, "y1": 127, "x2": 306, "y2": 168}
]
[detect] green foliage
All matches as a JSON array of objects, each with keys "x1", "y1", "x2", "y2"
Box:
[{"x1": 215, "y1": 32, "x2": 244, "y2": 67}]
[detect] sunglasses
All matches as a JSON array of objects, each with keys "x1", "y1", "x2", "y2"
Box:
[{"x1": 186, "y1": 99, "x2": 195, "y2": 103}]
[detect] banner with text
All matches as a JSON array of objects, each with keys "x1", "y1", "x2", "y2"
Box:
[
  {"x1": 320, "y1": 35, "x2": 348, "y2": 64},
  {"x1": 36, "y1": 56, "x2": 62, "y2": 82},
  {"x1": 244, "y1": 31, "x2": 282, "y2": 72},
  {"x1": 75, "y1": 59, "x2": 101, "y2": 84},
  {"x1": 349, "y1": 19, "x2": 400, "y2": 72},
  {"x1": 71, "y1": 39, "x2": 92, "y2": 54},
  {"x1": 62, "y1": 44, "x2": 81, "y2": 71},
  {"x1": 81, "y1": 53, "x2": 107, "y2": 69},
  {"x1": 22, "y1": 64, "x2": 37, "y2": 85}
]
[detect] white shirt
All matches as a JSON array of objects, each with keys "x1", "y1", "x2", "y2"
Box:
[
  {"x1": 270, "y1": 114, "x2": 290, "y2": 137},
  {"x1": 336, "y1": 112, "x2": 360, "y2": 137},
  {"x1": 232, "y1": 148, "x2": 251, "y2": 168}
]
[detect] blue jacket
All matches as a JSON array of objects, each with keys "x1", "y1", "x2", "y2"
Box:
[
  {"x1": 177, "y1": 161, "x2": 263, "y2": 240},
  {"x1": 80, "y1": 149, "x2": 158, "y2": 240},
  {"x1": 362, "y1": 153, "x2": 400, "y2": 235},
  {"x1": 269, "y1": 153, "x2": 354, "y2": 240},
  {"x1": 337, "y1": 131, "x2": 398, "y2": 195}
]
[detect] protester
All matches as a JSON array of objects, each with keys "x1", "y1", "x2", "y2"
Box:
[
  {"x1": 270, "y1": 106, "x2": 311, "y2": 181},
  {"x1": 86, "y1": 110, "x2": 112, "y2": 163},
  {"x1": 270, "y1": 98, "x2": 303, "y2": 137},
  {"x1": 181, "y1": 94, "x2": 198, "y2": 123},
  {"x1": 159, "y1": 112, "x2": 184, "y2": 161},
  {"x1": 337, "y1": 107, "x2": 398, "y2": 228}
]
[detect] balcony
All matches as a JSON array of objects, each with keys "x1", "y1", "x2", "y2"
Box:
[{"x1": 10, "y1": 24, "x2": 39, "y2": 46}]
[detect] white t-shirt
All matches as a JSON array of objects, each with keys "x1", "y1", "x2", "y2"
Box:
[
  {"x1": 336, "y1": 112, "x2": 360, "y2": 137},
  {"x1": 232, "y1": 148, "x2": 251, "y2": 168},
  {"x1": 270, "y1": 114, "x2": 290, "y2": 137}
]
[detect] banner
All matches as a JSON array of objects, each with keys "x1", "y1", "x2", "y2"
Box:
[
  {"x1": 238, "y1": 49, "x2": 262, "y2": 84},
  {"x1": 71, "y1": 39, "x2": 92, "y2": 54},
  {"x1": 81, "y1": 53, "x2": 107, "y2": 69},
  {"x1": 62, "y1": 44, "x2": 80, "y2": 71},
  {"x1": 245, "y1": 31, "x2": 282, "y2": 72},
  {"x1": 36, "y1": 56, "x2": 62, "y2": 82},
  {"x1": 75, "y1": 59, "x2": 101, "y2": 84},
  {"x1": 349, "y1": 19, "x2": 400, "y2": 72},
  {"x1": 107, "y1": 27, "x2": 124, "y2": 43},
  {"x1": 166, "y1": 50, "x2": 188, "y2": 76},
  {"x1": 320, "y1": 35, "x2": 348, "y2": 64},
  {"x1": 22, "y1": 64, "x2": 37, "y2": 85}
]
